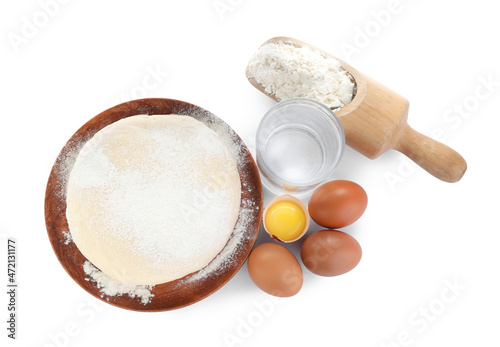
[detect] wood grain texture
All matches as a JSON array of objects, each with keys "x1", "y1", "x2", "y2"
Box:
[
  {"x1": 246, "y1": 37, "x2": 467, "y2": 182},
  {"x1": 45, "y1": 98, "x2": 263, "y2": 311}
]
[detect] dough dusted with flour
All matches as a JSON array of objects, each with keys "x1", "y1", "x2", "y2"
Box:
[{"x1": 66, "y1": 115, "x2": 241, "y2": 285}]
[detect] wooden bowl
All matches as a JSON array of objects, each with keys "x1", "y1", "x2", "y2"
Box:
[{"x1": 44, "y1": 98, "x2": 263, "y2": 311}]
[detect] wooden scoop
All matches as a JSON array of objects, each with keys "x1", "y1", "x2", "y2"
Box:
[{"x1": 246, "y1": 37, "x2": 467, "y2": 183}]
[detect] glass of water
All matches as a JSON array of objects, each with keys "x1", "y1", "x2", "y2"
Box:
[{"x1": 256, "y1": 98, "x2": 345, "y2": 197}]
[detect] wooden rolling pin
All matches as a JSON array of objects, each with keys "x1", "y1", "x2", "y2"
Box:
[{"x1": 246, "y1": 37, "x2": 467, "y2": 183}]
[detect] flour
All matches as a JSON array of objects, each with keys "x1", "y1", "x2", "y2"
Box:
[
  {"x1": 83, "y1": 261, "x2": 153, "y2": 305},
  {"x1": 248, "y1": 41, "x2": 355, "y2": 111},
  {"x1": 62, "y1": 231, "x2": 72, "y2": 245}
]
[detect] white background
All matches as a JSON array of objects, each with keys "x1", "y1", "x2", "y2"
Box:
[{"x1": 1, "y1": 0, "x2": 499, "y2": 346}]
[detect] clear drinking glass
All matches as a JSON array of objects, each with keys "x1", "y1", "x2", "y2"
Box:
[{"x1": 256, "y1": 98, "x2": 345, "y2": 197}]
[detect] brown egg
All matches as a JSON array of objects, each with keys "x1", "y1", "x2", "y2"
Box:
[
  {"x1": 301, "y1": 230, "x2": 362, "y2": 277},
  {"x1": 247, "y1": 243, "x2": 303, "y2": 297},
  {"x1": 308, "y1": 180, "x2": 368, "y2": 228}
]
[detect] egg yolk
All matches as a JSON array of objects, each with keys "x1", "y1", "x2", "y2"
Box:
[{"x1": 265, "y1": 201, "x2": 306, "y2": 242}]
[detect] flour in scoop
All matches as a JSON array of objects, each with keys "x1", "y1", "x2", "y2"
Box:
[{"x1": 248, "y1": 41, "x2": 355, "y2": 111}]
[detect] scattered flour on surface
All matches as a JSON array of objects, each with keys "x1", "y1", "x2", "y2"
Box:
[
  {"x1": 83, "y1": 261, "x2": 153, "y2": 305},
  {"x1": 62, "y1": 231, "x2": 73, "y2": 245}
]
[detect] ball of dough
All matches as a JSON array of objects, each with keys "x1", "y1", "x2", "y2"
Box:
[{"x1": 66, "y1": 115, "x2": 241, "y2": 285}]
